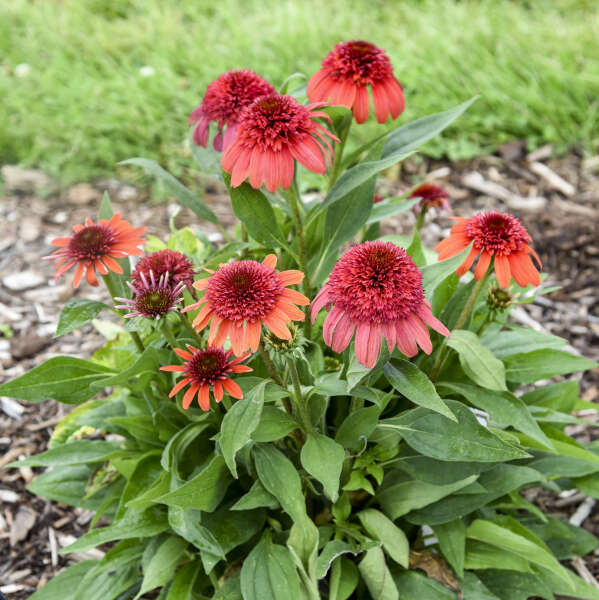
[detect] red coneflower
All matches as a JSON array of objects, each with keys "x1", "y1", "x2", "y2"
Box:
[
  {"x1": 435, "y1": 211, "x2": 542, "y2": 289},
  {"x1": 221, "y1": 94, "x2": 339, "y2": 192},
  {"x1": 409, "y1": 183, "x2": 451, "y2": 214},
  {"x1": 373, "y1": 194, "x2": 385, "y2": 204},
  {"x1": 160, "y1": 345, "x2": 252, "y2": 410},
  {"x1": 307, "y1": 40, "x2": 405, "y2": 124},
  {"x1": 43, "y1": 214, "x2": 146, "y2": 288},
  {"x1": 115, "y1": 271, "x2": 185, "y2": 319},
  {"x1": 188, "y1": 69, "x2": 275, "y2": 151},
  {"x1": 131, "y1": 249, "x2": 195, "y2": 290},
  {"x1": 183, "y1": 255, "x2": 309, "y2": 355},
  {"x1": 311, "y1": 241, "x2": 449, "y2": 368}
]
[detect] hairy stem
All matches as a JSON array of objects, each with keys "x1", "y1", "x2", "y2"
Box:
[
  {"x1": 430, "y1": 265, "x2": 493, "y2": 382},
  {"x1": 102, "y1": 273, "x2": 145, "y2": 353},
  {"x1": 327, "y1": 119, "x2": 351, "y2": 191},
  {"x1": 286, "y1": 185, "x2": 312, "y2": 338},
  {"x1": 287, "y1": 357, "x2": 313, "y2": 435}
]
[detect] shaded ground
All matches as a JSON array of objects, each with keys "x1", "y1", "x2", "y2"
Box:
[{"x1": 1, "y1": 148, "x2": 598, "y2": 597}]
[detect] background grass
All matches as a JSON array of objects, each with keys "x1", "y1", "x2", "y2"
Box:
[{"x1": 1, "y1": 0, "x2": 598, "y2": 184}]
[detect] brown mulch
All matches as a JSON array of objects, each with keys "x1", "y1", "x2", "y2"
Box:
[{"x1": 1, "y1": 147, "x2": 598, "y2": 598}]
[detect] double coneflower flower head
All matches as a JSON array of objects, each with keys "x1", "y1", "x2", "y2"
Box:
[
  {"x1": 312, "y1": 241, "x2": 449, "y2": 368},
  {"x1": 307, "y1": 40, "x2": 405, "y2": 124}
]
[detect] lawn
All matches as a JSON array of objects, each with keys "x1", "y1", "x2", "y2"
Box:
[{"x1": 1, "y1": 0, "x2": 598, "y2": 183}]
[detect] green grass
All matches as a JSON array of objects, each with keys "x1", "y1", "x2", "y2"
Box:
[{"x1": 1, "y1": 0, "x2": 598, "y2": 184}]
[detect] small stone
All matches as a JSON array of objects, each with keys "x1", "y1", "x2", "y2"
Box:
[
  {"x1": 0, "y1": 397, "x2": 24, "y2": 420},
  {"x1": 116, "y1": 185, "x2": 138, "y2": 201},
  {"x1": 10, "y1": 333, "x2": 52, "y2": 360},
  {"x1": 10, "y1": 506, "x2": 36, "y2": 546},
  {"x1": 66, "y1": 183, "x2": 101, "y2": 205},
  {"x1": 19, "y1": 216, "x2": 41, "y2": 242},
  {"x1": 1, "y1": 166, "x2": 52, "y2": 193},
  {"x1": 2, "y1": 271, "x2": 45, "y2": 291}
]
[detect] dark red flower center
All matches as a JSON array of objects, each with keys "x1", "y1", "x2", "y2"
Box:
[
  {"x1": 327, "y1": 241, "x2": 424, "y2": 324},
  {"x1": 205, "y1": 260, "x2": 283, "y2": 322},
  {"x1": 187, "y1": 348, "x2": 230, "y2": 384},
  {"x1": 202, "y1": 70, "x2": 275, "y2": 125},
  {"x1": 465, "y1": 211, "x2": 530, "y2": 256},
  {"x1": 237, "y1": 94, "x2": 313, "y2": 152},
  {"x1": 323, "y1": 40, "x2": 394, "y2": 85},
  {"x1": 134, "y1": 288, "x2": 175, "y2": 317},
  {"x1": 132, "y1": 250, "x2": 194, "y2": 288},
  {"x1": 68, "y1": 225, "x2": 116, "y2": 259}
]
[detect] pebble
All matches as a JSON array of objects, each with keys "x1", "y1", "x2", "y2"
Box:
[
  {"x1": 116, "y1": 185, "x2": 138, "y2": 201},
  {"x1": 2, "y1": 271, "x2": 45, "y2": 291},
  {"x1": 66, "y1": 183, "x2": 101, "y2": 205},
  {"x1": 19, "y1": 216, "x2": 41, "y2": 242},
  {"x1": 1, "y1": 166, "x2": 51, "y2": 193}
]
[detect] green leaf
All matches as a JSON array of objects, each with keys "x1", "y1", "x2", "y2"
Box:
[
  {"x1": 459, "y1": 572, "x2": 502, "y2": 600},
  {"x1": 358, "y1": 547, "x2": 399, "y2": 600},
  {"x1": 154, "y1": 455, "x2": 231, "y2": 511},
  {"x1": 231, "y1": 480, "x2": 279, "y2": 511},
  {"x1": 28, "y1": 561, "x2": 99, "y2": 600},
  {"x1": 316, "y1": 541, "x2": 354, "y2": 579},
  {"x1": 119, "y1": 157, "x2": 217, "y2": 223},
  {"x1": 0, "y1": 356, "x2": 114, "y2": 404},
  {"x1": 301, "y1": 433, "x2": 345, "y2": 502},
  {"x1": 465, "y1": 540, "x2": 535, "y2": 574},
  {"x1": 98, "y1": 191, "x2": 113, "y2": 219},
  {"x1": 357, "y1": 509, "x2": 409, "y2": 567},
  {"x1": 421, "y1": 244, "x2": 473, "y2": 300},
  {"x1": 467, "y1": 519, "x2": 573, "y2": 588},
  {"x1": 61, "y1": 507, "x2": 168, "y2": 553},
  {"x1": 392, "y1": 570, "x2": 456, "y2": 599},
  {"x1": 221, "y1": 380, "x2": 266, "y2": 478},
  {"x1": 135, "y1": 535, "x2": 188, "y2": 599},
  {"x1": 538, "y1": 565, "x2": 599, "y2": 600},
  {"x1": 335, "y1": 405, "x2": 380, "y2": 449},
  {"x1": 381, "y1": 400, "x2": 529, "y2": 462},
  {"x1": 251, "y1": 406, "x2": 298, "y2": 442},
  {"x1": 168, "y1": 506, "x2": 225, "y2": 560},
  {"x1": 167, "y1": 560, "x2": 202, "y2": 600},
  {"x1": 287, "y1": 518, "x2": 320, "y2": 597},
  {"x1": 396, "y1": 455, "x2": 491, "y2": 485},
  {"x1": 377, "y1": 473, "x2": 477, "y2": 520},
  {"x1": 27, "y1": 465, "x2": 96, "y2": 507},
  {"x1": 433, "y1": 519, "x2": 466, "y2": 577},
  {"x1": 366, "y1": 197, "x2": 420, "y2": 225},
  {"x1": 9, "y1": 440, "x2": 122, "y2": 467},
  {"x1": 438, "y1": 382, "x2": 554, "y2": 450},
  {"x1": 477, "y1": 569, "x2": 555, "y2": 600},
  {"x1": 240, "y1": 535, "x2": 302, "y2": 600},
  {"x1": 382, "y1": 97, "x2": 478, "y2": 158},
  {"x1": 223, "y1": 174, "x2": 294, "y2": 256},
  {"x1": 253, "y1": 445, "x2": 306, "y2": 523},
  {"x1": 481, "y1": 326, "x2": 567, "y2": 358},
  {"x1": 384, "y1": 359, "x2": 456, "y2": 421},
  {"x1": 329, "y1": 557, "x2": 359, "y2": 600},
  {"x1": 312, "y1": 175, "x2": 375, "y2": 284},
  {"x1": 407, "y1": 464, "x2": 542, "y2": 526},
  {"x1": 446, "y1": 330, "x2": 507, "y2": 391},
  {"x1": 503, "y1": 349, "x2": 598, "y2": 383},
  {"x1": 55, "y1": 299, "x2": 110, "y2": 337}
]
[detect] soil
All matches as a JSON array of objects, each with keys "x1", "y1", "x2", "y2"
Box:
[{"x1": 1, "y1": 148, "x2": 598, "y2": 598}]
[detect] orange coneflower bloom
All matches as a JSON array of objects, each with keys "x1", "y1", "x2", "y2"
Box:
[
  {"x1": 221, "y1": 94, "x2": 339, "y2": 192},
  {"x1": 183, "y1": 255, "x2": 309, "y2": 356},
  {"x1": 43, "y1": 214, "x2": 146, "y2": 288},
  {"x1": 312, "y1": 241, "x2": 449, "y2": 369},
  {"x1": 131, "y1": 249, "x2": 195, "y2": 290},
  {"x1": 435, "y1": 211, "x2": 542, "y2": 289},
  {"x1": 307, "y1": 40, "x2": 405, "y2": 124},
  {"x1": 160, "y1": 345, "x2": 252, "y2": 410}
]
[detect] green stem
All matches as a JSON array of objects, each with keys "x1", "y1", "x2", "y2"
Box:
[
  {"x1": 327, "y1": 120, "x2": 351, "y2": 191},
  {"x1": 161, "y1": 319, "x2": 178, "y2": 349},
  {"x1": 258, "y1": 341, "x2": 284, "y2": 387},
  {"x1": 216, "y1": 222, "x2": 232, "y2": 243},
  {"x1": 208, "y1": 570, "x2": 220, "y2": 591},
  {"x1": 286, "y1": 185, "x2": 312, "y2": 338},
  {"x1": 102, "y1": 274, "x2": 145, "y2": 353},
  {"x1": 287, "y1": 357, "x2": 313, "y2": 435},
  {"x1": 179, "y1": 311, "x2": 203, "y2": 345},
  {"x1": 430, "y1": 266, "x2": 493, "y2": 382},
  {"x1": 415, "y1": 208, "x2": 426, "y2": 233},
  {"x1": 240, "y1": 223, "x2": 249, "y2": 258}
]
